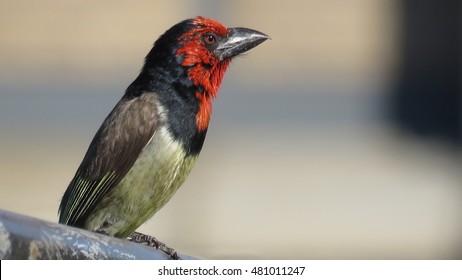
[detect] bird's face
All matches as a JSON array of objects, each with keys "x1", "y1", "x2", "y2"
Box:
[
  {"x1": 176, "y1": 17, "x2": 229, "y2": 69},
  {"x1": 176, "y1": 17, "x2": 268, "y2": 95},
  {"x1": 172, "y1": 17, "x2": 269, "y2": 131},
  {"x1": 175, "y1": 17, "x2": 231, "y2": 100}
]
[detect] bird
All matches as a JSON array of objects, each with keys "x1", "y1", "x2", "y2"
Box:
[{"x1": 58, "y1": 16, "x2": 269, "y2": 250}]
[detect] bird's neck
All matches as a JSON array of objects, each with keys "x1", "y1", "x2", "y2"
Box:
[
  {"x1": 188, "y1": 60, "x2": 231, "y2": 131},
  {"x1": 128, "y1": 59, "x2": 231, "y2": 132}
]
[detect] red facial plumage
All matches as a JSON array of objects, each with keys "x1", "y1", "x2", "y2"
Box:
[{"x1": 176, "y1": 16, "x2": 231, "y2": 131}]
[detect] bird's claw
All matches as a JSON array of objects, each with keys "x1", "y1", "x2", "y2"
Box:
[{"x1": 127, "y1": 231, "x2": 180, "y2": 260}]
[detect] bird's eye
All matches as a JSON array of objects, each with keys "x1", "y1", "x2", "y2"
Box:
[{"x1": 204, "y1": 34, "x2": 217, "y2": 45}]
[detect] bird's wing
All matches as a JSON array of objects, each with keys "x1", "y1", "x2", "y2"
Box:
[{"x1": 58, "y1": 93, "x2": 160, "y2": 226}]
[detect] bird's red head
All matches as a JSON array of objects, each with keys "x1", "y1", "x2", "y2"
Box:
[
  {"x1": 176, "y1": 17, "x2": 231, "y2": 131},
  {"x1": 175, "y1": 17, "x2": 269, "y2": 131},
  {"x1": 142, "y1": 16, "x2": 269, "y2": 132}
]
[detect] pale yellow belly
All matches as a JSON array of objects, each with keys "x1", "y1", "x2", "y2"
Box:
[{"x1": 85, "y1": 127, "x2": 197, "y2": 237}]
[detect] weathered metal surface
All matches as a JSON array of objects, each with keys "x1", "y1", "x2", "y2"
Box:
[{"x1": 0, "y1": 209, "x2": 195, "y2": 260}]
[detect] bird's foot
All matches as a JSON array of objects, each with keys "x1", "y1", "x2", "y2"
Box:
[
  {"x1": 95, "y1": 229, "x2": 111, "y2": 235},
  {"x1": 127, "y1": 231, "x2": 180, "y2": 260}
]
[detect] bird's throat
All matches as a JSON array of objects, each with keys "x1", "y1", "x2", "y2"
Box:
[
  {"x1": 195, "y1": 91, "x2": 212, "y2": 131},
  {"x1": 188, "y1": 60, "x2": 231, "y2": 131}
]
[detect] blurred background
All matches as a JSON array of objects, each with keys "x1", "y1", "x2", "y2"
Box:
[{"x1": 1, "y1": 0, "x2": 461, "y2": 259}]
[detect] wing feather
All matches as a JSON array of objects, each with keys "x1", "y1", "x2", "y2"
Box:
[{"x1": 59, "y1": 93, "x2": 159, "y2": 226}]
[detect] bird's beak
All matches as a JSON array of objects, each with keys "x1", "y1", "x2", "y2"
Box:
[{"x1": 217, "y1": 27, "x2": 270, "y2": 60}]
